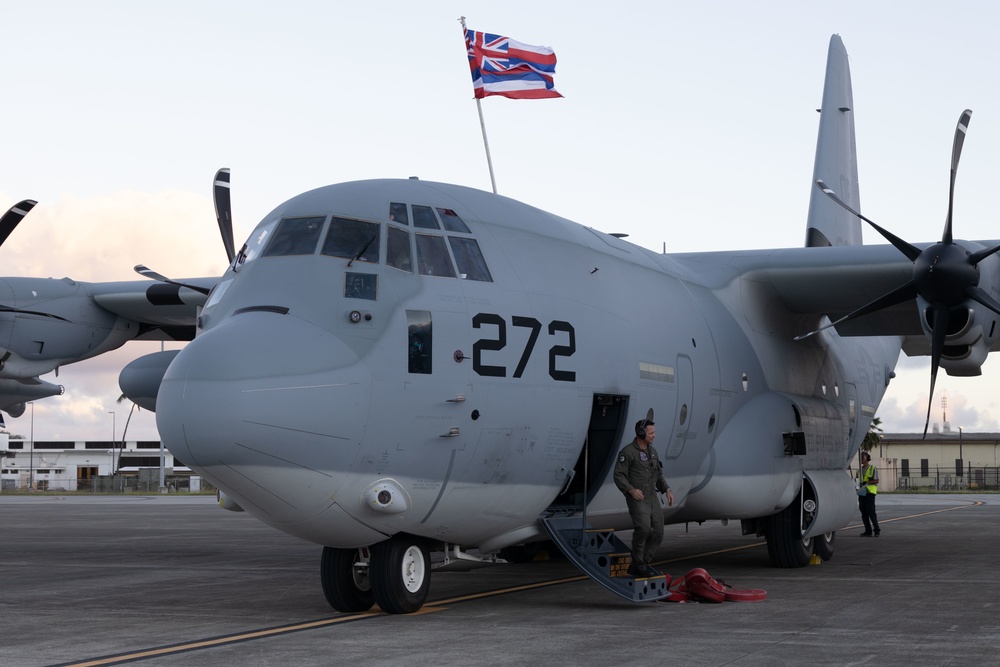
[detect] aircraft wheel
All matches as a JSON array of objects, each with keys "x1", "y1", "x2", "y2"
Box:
[
  {"x1": 320, "y1": 546, "x2": 374, "y2": 613},
  {"x1": 813, "y1": 532, "x2": 836, "y2": 561},
  {"x1": 371, "y1": 535, "x2": 431, "y2": 614},
  {"x1": 764, "y1": 500, "x2": 813, "y2": 568}
]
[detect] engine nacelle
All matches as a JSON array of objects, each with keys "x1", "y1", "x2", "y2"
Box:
[
  {"x1": 119, "y1": 350, "x2": 181, "y2": 412},
  {"x1": 916, "y1": 270, "x2": 1000, "y2": 378}
]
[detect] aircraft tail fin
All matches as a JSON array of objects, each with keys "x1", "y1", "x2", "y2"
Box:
[{"x1": 805, "y1": 35, "x2": 862, "y2": 247}]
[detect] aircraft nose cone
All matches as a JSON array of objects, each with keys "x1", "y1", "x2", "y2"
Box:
[{"x1": 156, "y1": 312, "x2": 372, "y2": 520}]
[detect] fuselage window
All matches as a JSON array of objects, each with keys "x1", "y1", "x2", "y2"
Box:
[
  {"x1": 322, "y1": 217, "x2": 381, "y2": 264},
  {"x1": 389, "y1": 202, "x2": 409, "y2": 225},
  {"x1": 437, "y1": 208, "x2": 471, "y2": 233},
  {"x1": 387, "y1": 225, "x2": 413, "y2": 272},
  {"x1": 262, "y1": 216, "x2": 326, "y2": 257},
  {"x1": 448, "y1": 237, "x2": 492, "y2": 282},
  {"x1": 415, "y1": 234, "x2": 457, "y2": 278},
  {"x1": 406, "y1": 309, "x2": 432, "y2": 374},
  {"x1": 412, "y1": 205, "x2": 440, "y2": 230}
]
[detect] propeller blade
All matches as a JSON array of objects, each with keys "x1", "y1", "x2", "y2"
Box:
[
  {"x1": 968, "y1": 242, "x2": 1000, "y2": 266},
  {"x1": 923, "y1": 306, "x2": 950, "y2": 439},
  {"x1": 0, "y1": 199, "x2": 37, "y2": 248},
  {"x1": 134, "y1": 264, "x2": 211, "y2": 295},
  {"x1": 815, "y1": 181, "x2": 922, "y2": 261},
  {"x1": 795, "y1": 280, "x2": 919, "y2": 340},
  {"x1": 0, "y1": 304, "x2": 69, "y2": 322},
  {"x1": 214, "y1": 168, "x2": 236, "y2": 264},
  {"x1": 965, "y1": 284, "x2": 1000, "y2": 319},
  {"x1": 943, "y1": 109, "x2": 972, "y2": 244}
]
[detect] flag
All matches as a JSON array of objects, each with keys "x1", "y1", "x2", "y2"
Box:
[{"x1": 465, "y1": 28, "x2": 562, "y2": 100}]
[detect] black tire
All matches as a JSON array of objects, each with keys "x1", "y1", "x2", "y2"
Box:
[
  {"x1": 813, "y1": 531, "x2": 836, "y2": 561},
  {"x1": 764, "y1": 500, "x2": 814, "y2": 568},
  {"x1": 371, "y1": 535, "x2": 431, "y2": 614},
  {"x1": 321, "y1": 546, "x2": 374, "y2": 613}
]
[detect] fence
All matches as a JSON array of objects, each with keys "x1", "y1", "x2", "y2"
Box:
[{"x1": 891, "y1": 465, "x2": 1000, "y2": 491}]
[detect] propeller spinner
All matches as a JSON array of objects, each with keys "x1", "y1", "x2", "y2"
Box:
[{"x1": 800, "y1": 110, "x2": 1000, "y2": 437}]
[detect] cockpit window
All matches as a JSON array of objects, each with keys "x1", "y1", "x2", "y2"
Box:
[
  {"x1": 387, "y1": 226, "x2": 413, "y2": 272},
  {"x1": 262, "y1": 216, "x2": 326, "y2": 257},
  {"x1": 389, "y1": 202, "x2": 409, "y2": 225},
  {"x1": 415, "y1": 233, "x2": 456, "y2": 278},
  {"x1": 449, "y1": 237, "x2": 493, "y2": 282},
  {"x1": 322, "y1": 217, "x2": 380, "y2": 264},
  {"x1": 412, "y1": 205, "x2": 439, "y2": 230},
  {"x1": 437, "y1": 208, "x2": 471, "y2": 233}
]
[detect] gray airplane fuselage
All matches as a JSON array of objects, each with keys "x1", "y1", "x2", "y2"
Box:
[{"x1": 155, "y1": 178, "x2": 897, "y2": 551}]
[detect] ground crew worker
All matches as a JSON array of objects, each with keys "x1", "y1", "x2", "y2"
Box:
[
  {"x1": 613, "y1": 418, "x2": 673, "y2": 577},
  {"x1": 858, "y1": 451, "x2": 880, "y2": 537}
]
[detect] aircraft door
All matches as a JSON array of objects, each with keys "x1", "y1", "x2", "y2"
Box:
[
  {"x1": 664, "y1": 355, "x2": 694, "y2": 460},
  {"x1": 549, "y1": 394, "x2": 628, "y2": 509}
]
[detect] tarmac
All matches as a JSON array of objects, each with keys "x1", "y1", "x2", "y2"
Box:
[{"x1": 2, "y1": 493, "x2": 999, "y2": 666}]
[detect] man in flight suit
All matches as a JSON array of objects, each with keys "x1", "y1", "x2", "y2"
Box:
[{"x1": 614, "y1": 419, "x2": 674, "y2": 577}]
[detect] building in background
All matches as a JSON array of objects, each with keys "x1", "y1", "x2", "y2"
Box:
[{"x1": 0, "y1": 433, "x2": 199, "y2": 492}]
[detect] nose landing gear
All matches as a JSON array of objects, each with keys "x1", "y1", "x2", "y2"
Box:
[{"x1": 321, "y1": 534, "x2": 431, "y2": 614}]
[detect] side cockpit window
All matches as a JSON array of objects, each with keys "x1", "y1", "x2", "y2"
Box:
[
  {"x1": 448, "y1": 237, "x2": 492, "y2": 282},
  {"x1": 415, "y1": 234, "x2": 456, "y2": 278},
  {"x1": 262, "y1": 216, "x2": 326, "y2": 257},
  {"x1": 322, "y1": 217, "x2": 380, "y2": 264}
]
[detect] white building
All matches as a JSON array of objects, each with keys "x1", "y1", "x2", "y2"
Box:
[{"x1": 0, "y1": 433, "x2": 195, "y2": 491}]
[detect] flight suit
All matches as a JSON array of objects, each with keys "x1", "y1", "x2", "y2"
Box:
[{"x1": 613, "y1": 439, "x2": 670, "y2": 570}]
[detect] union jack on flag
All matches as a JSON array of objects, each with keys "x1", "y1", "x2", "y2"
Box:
[{"x1": 465, "y1": 28, "x2": 562, "y2": 100}]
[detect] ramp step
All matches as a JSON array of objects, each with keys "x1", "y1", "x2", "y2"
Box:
[{"x1": 540, "y1": 515, "x2": 668, "y2": 602}]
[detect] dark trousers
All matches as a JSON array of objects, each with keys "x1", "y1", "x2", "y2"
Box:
[
  {"x1": 626, "y1": 495, "x2": 664, "y2": 564},
  {"x1": 859, "y1": 493, "x2": 880, "y2": 534}
]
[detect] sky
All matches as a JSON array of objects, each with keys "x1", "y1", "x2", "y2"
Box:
[{"x1": 3, "y1": 1, "x2": 1000, "y2": 440}]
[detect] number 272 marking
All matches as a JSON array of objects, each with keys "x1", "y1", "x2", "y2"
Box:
[{"x1": 472, "y1": 313, "x2": 576, "y2": 382}]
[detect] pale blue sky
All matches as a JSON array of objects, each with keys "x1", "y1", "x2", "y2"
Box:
[{"x1": 3, "y1": 1, "x2": 1000, "y2": 439}]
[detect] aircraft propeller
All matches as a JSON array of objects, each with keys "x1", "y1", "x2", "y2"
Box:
[
  {"x1": 0, "y1": 199, "x2": 36, "y2": 248},
  {"x1": 134, "y1": 167, "x2": 237, "y2": 294},
  {"x1": 798, "y1": 109, "x2": 1000, "y2": 437},
  {"x1": 214, "y1": 168, "x2": 236, "y2": 264}
]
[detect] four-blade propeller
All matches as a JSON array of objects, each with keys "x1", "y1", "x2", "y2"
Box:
[{"x1": 800, "y1": 110, "x2": 1000, "y2": 437}]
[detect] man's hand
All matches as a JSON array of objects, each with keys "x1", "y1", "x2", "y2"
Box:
[
  {"x1": 628, "y1": 488, "x2": 644, "y2": 501},
  {"x1": 666, "y1": 489, "x2": 674, "y2": 506}
]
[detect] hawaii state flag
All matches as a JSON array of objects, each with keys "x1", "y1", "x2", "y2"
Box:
[{"x1": 465, "y1": 28, "x2": 562, "y2": 99}]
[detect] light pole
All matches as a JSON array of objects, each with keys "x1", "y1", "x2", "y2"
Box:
[
  {"x1": 108, "y1": 411, "x2": 116, "y2": 476},
  {"x1": 28, "y1": 402, "x2": 34, "y2": 491},
  {"x1": 958, "y1": 426, "x2": 964, "y2": 486}
]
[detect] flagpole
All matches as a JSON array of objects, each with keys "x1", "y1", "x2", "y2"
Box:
[
  {"x1": 460, "y1": 16, "x2": 498, "y2": 194},
  {"x1": 475, "y1": 98, "x2": 498, "y2": 194}
]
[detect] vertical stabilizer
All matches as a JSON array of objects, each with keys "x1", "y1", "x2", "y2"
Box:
[{"x1": 805, "y1": 35, "x2": 862, "y2": 247}]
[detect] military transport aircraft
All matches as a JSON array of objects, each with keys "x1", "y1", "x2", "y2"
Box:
[{"x1": 113, "y1": 34, "x2": 1000, "y2": 613}]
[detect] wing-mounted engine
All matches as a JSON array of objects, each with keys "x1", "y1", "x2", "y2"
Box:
[
  {"x1": 801, "y1": 110, "x2": 1000, "y2": 436},
  {"x1": 913, "y1": 248, "x2": 1000, "y2": 376}
]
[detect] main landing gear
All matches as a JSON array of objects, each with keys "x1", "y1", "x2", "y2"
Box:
[
  {"x1": 763, "y1": 494, "x2": 836, "y2": 567},
  {"x1": 320, "y1": 534, "x2": 431, "y2": 614}
]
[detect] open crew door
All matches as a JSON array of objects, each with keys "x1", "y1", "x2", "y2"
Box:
[{"x1": 541, "y1": 394, "x2": 669, "y2": 602}]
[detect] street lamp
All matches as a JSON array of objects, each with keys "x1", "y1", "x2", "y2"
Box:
[
  {"x1": 958, "y1": 426, "x2": 964, "y2": 486},
  {"x1": 28, "y1": 402, "x2": 34, "y2": 491},
  {"x1": 108, "y1": 410, "x2": 116, "y2": 476}
]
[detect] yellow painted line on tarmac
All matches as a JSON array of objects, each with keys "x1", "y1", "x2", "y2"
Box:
[{"x1": 58, "y1": 498, "x2": 985, "y2": 666}]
